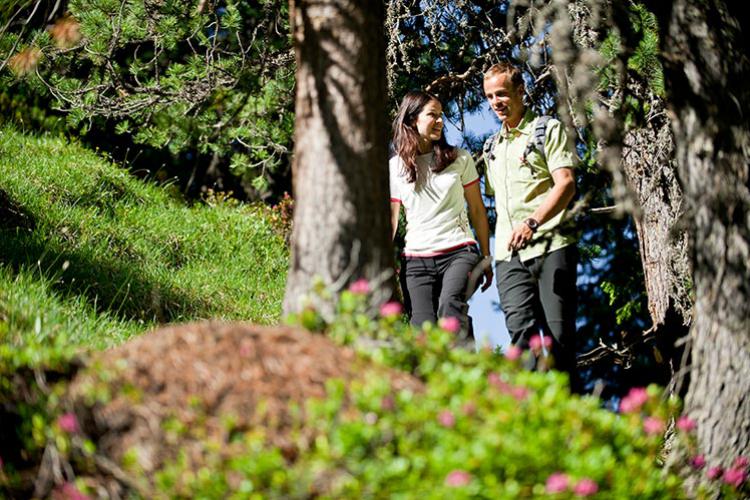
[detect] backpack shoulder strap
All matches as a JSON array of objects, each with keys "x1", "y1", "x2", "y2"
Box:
[
  {"x1": 482, "y1": 131, "x2": 501, "y2": 164},
  {"x1": 522, "y1": 115, "x2": 552, "y2": 163}
]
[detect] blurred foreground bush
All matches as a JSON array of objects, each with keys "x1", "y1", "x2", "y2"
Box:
[{"x1": 5, "y1": 287, "x2": 747, "y2": 498}]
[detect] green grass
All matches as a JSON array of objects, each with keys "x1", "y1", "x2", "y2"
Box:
[{"x1": 0, "y1": 125, "x2": 288, "y2": 352}]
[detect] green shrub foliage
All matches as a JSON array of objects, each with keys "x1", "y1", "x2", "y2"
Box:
[{"x1": 7, "y1": 288, "x2": 748, "y2": 498}]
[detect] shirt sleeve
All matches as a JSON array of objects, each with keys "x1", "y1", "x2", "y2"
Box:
[
  {"x1": 544, "y1": 119, "x2": 576, "y2": 172},
  {"x1": 388, "y1": 158, "x2": 402, "y2": 202},
  {"x1": 460, "y1": 150, "x2": 480, "y2": 187}
]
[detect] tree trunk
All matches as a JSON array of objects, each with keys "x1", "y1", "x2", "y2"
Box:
[
  {"x1": 652, "y1": 0, "x2": 750, "y2": 465},
  {"x1": 621, "y1": 90, "x2": 692, "y2": 333},
  {"x1": 569, "y1": 0, "x2": 693, "y2": 343},
  {"x1": 284, "y1": 0, "x2": 393, "y2": 316}
]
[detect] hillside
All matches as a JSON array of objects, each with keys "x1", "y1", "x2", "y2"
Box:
[{"x1": 0, "y1": 126, "x2": 288, "y2": 352}]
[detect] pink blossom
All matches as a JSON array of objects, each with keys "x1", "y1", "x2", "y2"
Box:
[
  {"x1": 445, "y1": 469, "x2": 472, "y2": 487},
  {"x1": 461, "y1": 402, "x2": 477, "y2": 416},
  {"x1": 643, "y1": 416, "x2": 665, "y2": 435},
  {"x1": 380, "y1": 396, "x2": 395, "y2": 411},
  {"x1": 53, "y1": 482, "x2": 90, "y2": 500},
  {"x1": 676, "y1": 415, "x2": 696, "y2": 432},
  {"x1": 690, "y1": 455, "x2": 706, "y2": 469},
  {"x1": 627, "y1": 387, "x2": 649, "y2": 405},
  {"x1": 379, "y1": 301, "x2": 403, "y2": 317},
  {"x1": 723, "y1": 467, "x2": 747, "y2": 488},
  {"x1": 573, "y1": 478, "x2": 599, "y2": 496},
  {"x1": 733, "y1": 456, "x2": 749, "y2": 469},
  {"x1": 619, "y1": 387, "x2": 649, "y2": 413},
  {"x1": 438, "y1": 409, "x2": 456, "y2": 428},
  {"x1": 487, "y1": 372, "x2": 510, "y2": 392},
  {"x1": 529, "y1": 334, "x2": 543, "y2": 353},
  {"x1": 545, "y1": 472, "x2": 570, "y2": 493},
  {"x1": 511, "y1": 386, "x2": 529, "y2": 401},
  {"x1": 438, "y1": 316, "x2": 461, "y2": 333},
  {"x1": 543, "y1": 335, "x2": 553, "y2": 349},
  {"x1": 57, "y1": 413, "x2": 79, "y2": 434},
  {"x1": 707, "y1": 466, "x2": 723, "y2": 480},
  {"x1": 348, "y1": 279, "x2": 370, "y2": 294},
  {"x1": 505, "y1": 345, "x2": 522, "y2": 361}
]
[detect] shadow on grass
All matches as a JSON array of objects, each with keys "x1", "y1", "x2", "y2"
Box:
[{"x1": 1, "y1": 190, "x2": 212, "y2": 324}]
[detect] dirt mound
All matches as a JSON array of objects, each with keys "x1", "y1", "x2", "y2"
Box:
[{"x1": 66, "y1": 321, "x2": 421, "y2": 494}]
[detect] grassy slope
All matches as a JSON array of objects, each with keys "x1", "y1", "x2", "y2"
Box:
[{"x1": 0, "y1": 126, "x2": 288, "y2": 352}]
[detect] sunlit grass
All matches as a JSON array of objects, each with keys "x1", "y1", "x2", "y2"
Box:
[{"x1": 0, "y1": 125, "x2": 288, "y2": 352}]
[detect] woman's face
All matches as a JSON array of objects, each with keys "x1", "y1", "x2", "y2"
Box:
[{"x1": 414, "y1": 99, "x2": 444, "y2": 143}]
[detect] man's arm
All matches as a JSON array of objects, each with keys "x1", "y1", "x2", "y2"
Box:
[{"x1": 507, "y1": 167, "x2": 575, "y2": 252}]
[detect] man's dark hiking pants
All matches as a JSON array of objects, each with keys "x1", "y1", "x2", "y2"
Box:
[{"x1": 495, "y1": 245, "x2": 579, "y2": 390}]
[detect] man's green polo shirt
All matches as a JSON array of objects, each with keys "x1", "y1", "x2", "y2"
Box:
[{"x1": 486, "y1": 110, "x2": 577, "y2": 263}]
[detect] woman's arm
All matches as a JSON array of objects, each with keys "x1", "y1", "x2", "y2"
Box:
[
  {"x1": 390, "y1": 201, "x2": 401, "y2": 241},
  {"x1": 464, "y1": 183, "x2": 493, "y2": 291}
]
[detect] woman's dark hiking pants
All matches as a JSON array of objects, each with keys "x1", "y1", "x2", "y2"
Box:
[{"x1": 401, "y1": 246, "x2": 480, "y2": 333}]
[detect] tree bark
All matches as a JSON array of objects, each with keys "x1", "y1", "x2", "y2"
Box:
[
  {"x1": 569, "y1": 0, "x2": 693, "y2": 337},
  {"x1": 284, "y1": 0, "x2": 393, "y2": 316},
  {"x1": 621, "y1": 92, "x2": 692, "y2": 332},
  {"x1": 652, "y1": 0, "x2": 750, "y2": 465}
]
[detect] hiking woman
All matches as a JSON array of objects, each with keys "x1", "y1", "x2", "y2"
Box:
[{"x1": 389, "y1": 90, "x2": 493, "y2": 333}]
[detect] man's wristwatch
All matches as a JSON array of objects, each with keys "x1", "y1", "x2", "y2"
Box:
[{"x1": 523, "y1": 217, "x2": 540, "y2": 233}]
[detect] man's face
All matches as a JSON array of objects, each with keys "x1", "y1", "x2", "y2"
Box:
[{"x1": 484, "y1": 72, "x2": 525, "y2": 128}]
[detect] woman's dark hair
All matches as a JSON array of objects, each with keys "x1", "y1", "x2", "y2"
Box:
[{"x1": 392, "y1": 90, "x2": 457, "y2": 183}]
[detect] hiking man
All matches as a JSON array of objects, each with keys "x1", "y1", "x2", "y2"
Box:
[{"x1": 482, "y1": 61, "x2": 579, "y2": 389}]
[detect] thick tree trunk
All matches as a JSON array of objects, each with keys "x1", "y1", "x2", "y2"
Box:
[
  {"x1": 284, "y1": 0, "x2": 393, "y2": 316},
  {"x1": 569, "y1": 0, "x2": 693, "y2": 343},
  {"x1": 653, "y1": 0, "x2": 750, "y2": 465},
  {"x1": 621, "y1": 91, "x2": 692, "y2": 333}
]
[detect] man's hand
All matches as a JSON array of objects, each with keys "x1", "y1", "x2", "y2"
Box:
[{"x1": 507, "y1": 223, "x2": 534, "y2": 252}]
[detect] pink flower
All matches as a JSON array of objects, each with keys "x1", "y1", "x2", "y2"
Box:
[
  {"x1": 505, "y1": 345, "x2": 522, "y2": 361},
  {"x1": 543, "y1": 335, "x2": 553, "y2": 349},
  {"x1": 707, "y1": 466, "x2": 723, "y2": 480},
  {"x1": 676, "y1": 415, "x2": 696, "y2": 432},
  {"x1": 438, "y1": 316, "x2": 461, "y2": 333},
  {"x1": 461, "y1": 402, "x2": 477, "y2": 416},
  {"x1": 379, "y1": 301, "x2": 403, "y2": 317},
  {"x1": 53, "y1": 482, "x2": 90, "y2": 500},
  {"x1": 445, "y1": 469, "x2": 472, "y2": 487},
  {"x1": 690, "y1": 455, "x2": 706, "y2": 469},
  {"x1": 380, "y1": 396, "x2": 395, "y2": 411},
  {"x1": 733, "y1": 456, "x2": 749, "y2": 469},
  {"x1": 348, "y1": 279, "x2": 370, "y2": 294},
  {"x1": 57, "y1": 412, "x2": 79, "y2": 434},
  {"x1": 546, "y1": 472, "x2": 570, "y2": 493},
  {"x1": 529, "y1": 334, "x2": 543, "y2": 353},
  {"x1": 573, "y1": 478, "x2": 598, "y2": 496},
  {"x1": 643, "y1": 416, "x2": 665, "y2": 435},
  {"x1": 723, "y1": 467, "x2": 747, "y2": 488},
  {"x1": 619, "y1": 387, "x2": 649, "y2": 413},
  {"x1": 487, "y1": 372, "x2": 510, "y2": 392},
  {"x1": 438, "y1": 409, "x2": 456, "y2": 428},
  {"x1": 627, "y1": 387, "x2": 649, "y2": 405},
  {"x1": 511, "y1": 386, "x2": 529, "y2": 401}
]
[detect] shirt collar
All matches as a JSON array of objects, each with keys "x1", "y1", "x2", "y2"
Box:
[{"x1": 500, "y1": 109, "x2": 535, "y2": 138}]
